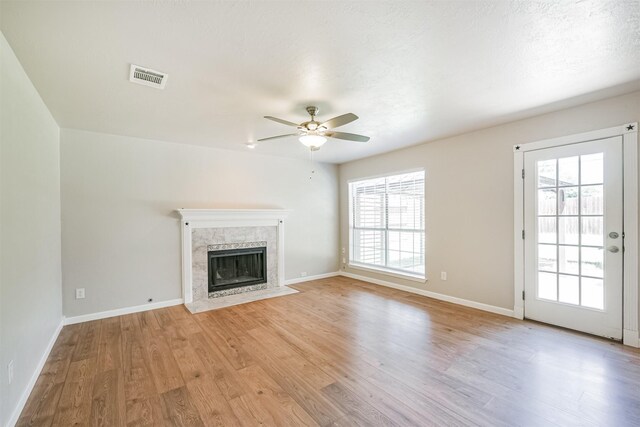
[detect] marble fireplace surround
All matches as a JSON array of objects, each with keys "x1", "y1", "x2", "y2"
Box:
[{"x1": 177, "y1": 209, "x2": 292, "y2": 312}]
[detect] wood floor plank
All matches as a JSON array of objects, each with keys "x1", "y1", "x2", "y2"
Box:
[
  {"x1": 96, "y1": 316, "x2": 123, "y2": 372},
  {"x1": 186, "y1": 375, "x2": 242, "y2": 426},
  {"x1": 51, "y1": 358, "x2": 97, "y2": 426},
  {"x1": 90, "y1": 368, "x2": 125, "y2": 426},
  {"x1": 16, "y1": 382, "x2": 64, "y2": 427},
  {"x1": 188, "y1": 331, "x2": 246, "y2": 401},
  {"x1": 71, "y1": 320, "x2": 102, "y2": 362},
  {"x1": 120, "y1": 313, "x2": 171, "y2": 426},
  {"x1": 200, "y1": 313, "x2": 256, "y2": 371},
  {"x1": 236, "y1": 364, "x2": 319, "y2": 427},
  {"x1": 245, "y1": 325, "x2": 335, "y2": 389},
  {"x1": 228, "y1": 393, "x2": 279, "y2": 427},
  {"x1": 124, "y1": 396, "x2": 164, "y2": 427},
  {"x1": 16, "y1": 324, "x2": 81, "y2": 426},
  {"x1": 141, "y1": 329, "x2": 184, "y2": 394},
  {"x1": 240, "y1": 334, "x2": 347, "y2": 426},
  {"x1": 172, "y1": 340, "x2": 207, "y2": 383},
  {"x1": 160, "y1": 386, "x2": 205, "y2": 426},
  {"x1": 121, "y1": 315, "x2": 157, "y2": 401},
  {"x1": 16, "y1": 276, "x2": 640, "y2": 426},
  {"x1": 320, "y1": 382, "x2": 399, "y2": 427},
  {"x1": 137, "y1": 310, "x2": 162, "y2": 335},
  {"x1": 153, "y1": 308, "x2": 173, "y2": 330},
  {"x1": 250, "y1": 309, "x2": 442, "y2": 425}
]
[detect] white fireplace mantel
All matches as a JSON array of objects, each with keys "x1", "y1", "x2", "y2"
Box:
[{"x1": 177, "y1": 209, "x2": 290, "y2": 303}]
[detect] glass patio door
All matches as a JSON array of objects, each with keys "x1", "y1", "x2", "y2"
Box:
[{"x1": 523, "y1": 136, "x2": 623, "y2": 339}]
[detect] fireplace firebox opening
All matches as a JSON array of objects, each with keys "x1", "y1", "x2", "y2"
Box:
[{"x1": 208, "y1": 246, "x2": 267, "y2": 292}]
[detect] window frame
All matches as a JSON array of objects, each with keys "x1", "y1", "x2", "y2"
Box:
[{"x1": 347, "y1": 168, "x2": 427, "y2": 282}]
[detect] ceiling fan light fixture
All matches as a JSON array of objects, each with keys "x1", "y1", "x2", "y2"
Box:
[{"x1": 299, "y1": 134, "x2": 327, "y2": 148}]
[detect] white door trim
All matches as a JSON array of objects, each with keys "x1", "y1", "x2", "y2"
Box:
[{"x1": 513, "y1": 123, "x2": 639, "y2": 347}]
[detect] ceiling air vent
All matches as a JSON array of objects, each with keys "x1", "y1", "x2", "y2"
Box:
[{"x1": 129, "y1": 64, "x2": 168, "y2": 89}]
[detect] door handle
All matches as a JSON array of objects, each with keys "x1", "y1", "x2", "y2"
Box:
[
  {"x1": 608, "y1": 246, "x2": 620, "y2": 253},
  {"x1": 609, "y1": 232, "x2": 620, "y2": 239}
]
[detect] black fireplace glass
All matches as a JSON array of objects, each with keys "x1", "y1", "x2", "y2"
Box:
[{"x1": 208, "y1": 247, "x2": 267, "y2": 292}]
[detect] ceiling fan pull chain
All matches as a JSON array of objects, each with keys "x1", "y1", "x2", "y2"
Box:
[{"x1": 309, "y1": 148, "x2": 316, "y2": 180}]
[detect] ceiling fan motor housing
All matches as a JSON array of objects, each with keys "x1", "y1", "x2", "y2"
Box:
[
  {"x1": 300, "y1": 106, "x2": 326, "y2": 133},
  {"x1": 306, "y1": 106, "x2": 320, "y2": 118}
]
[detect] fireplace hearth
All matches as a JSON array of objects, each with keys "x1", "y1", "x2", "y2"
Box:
[{"x1": 208, "y1": 246, "x2": 267, "y2": 292}]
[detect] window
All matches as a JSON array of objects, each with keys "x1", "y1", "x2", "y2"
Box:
[{"x1": 349, "y1": 170, "x2": 425, "y2": 279}]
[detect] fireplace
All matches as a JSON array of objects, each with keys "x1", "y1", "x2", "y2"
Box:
[{"x1": 208, "y1": 246, "x2": 267, "y2": 292}]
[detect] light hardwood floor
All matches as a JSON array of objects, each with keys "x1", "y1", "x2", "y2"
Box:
[{"x1": 18, "y1": 276, "x2": 640, "y2": 426}]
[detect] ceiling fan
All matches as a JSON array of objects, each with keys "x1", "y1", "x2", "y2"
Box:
[{"x1": 258, "y1": 106, "x2": 370, "y2": 150}]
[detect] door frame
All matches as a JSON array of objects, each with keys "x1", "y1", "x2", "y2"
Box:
[{"x1": 513, "y1": 123, "x2": 639, "y2": 347}]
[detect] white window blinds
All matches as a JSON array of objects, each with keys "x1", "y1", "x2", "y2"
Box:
[{"x1": 349, "y1": 170, "x2": 425, "y2": 277}]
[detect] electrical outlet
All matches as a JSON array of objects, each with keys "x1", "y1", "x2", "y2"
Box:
[
  {"x1": 8, "y1": 360, "x2": 14, "y2": 384},
  {"x1": 76, "y1": 288, "x2": 85, "y2": 299},
  {"x1": 342, "y1": 257, "x2": 346, "y2": 264},
  {"x1": 300, "y1": 272, "x2": 307, "y2": 277},
  {"x1": 341, "y1": 247, "x2": 346, "y2": 254},
  {"x1": 441, "y1": 272, "x2": 447, "y2": 281}
]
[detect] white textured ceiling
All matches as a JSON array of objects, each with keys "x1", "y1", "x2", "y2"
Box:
[{"x1": 1, "y1": 1, "x2": 639, "y2": 164}]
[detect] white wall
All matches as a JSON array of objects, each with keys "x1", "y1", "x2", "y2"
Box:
[
  {"x1": 0, "y1": 32, "x2": 62, "y2": 426},
  {"x1": 60, "y1": 129, "x2": 339, "y2": 318},
  {"x1": 339, "y1": 91, "x2": 640, "y2": 323}
]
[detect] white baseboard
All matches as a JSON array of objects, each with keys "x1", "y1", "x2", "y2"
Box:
[
  {"x1": 64, "y1": 298, "x2": 184, "y2": 325},
  {"x1": 6, "y1": 318, "x2": 64, "y2": 427},
  {"x1": 65, "y1": 274, "x2": 342, "y2": 325},
  {"x1": 339, "y1": 271, "x2": 514, "y2": 317},
  {"x1": 623, "y1": 329, "x2": 640, "y2": 348},
  {"x1": 284, "y1": 271, "x2": 339, "y2": 286},
  {"x1": 63, "y1": 274, "x2": 341, "y2": 325}
]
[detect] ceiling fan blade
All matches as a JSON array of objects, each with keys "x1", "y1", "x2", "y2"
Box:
[
  {"x1": 264, "y1": 116, "x2": 299, "y2": 127},
  {"x1": 325, "y1": 131, "x2": 370, "y2": 142},
  {"x1": 320, "y1": 113, "x2": 358, "y2": 129},
  {"x1": 257, "y1": 133, "x2": 298, "y2": 142}
]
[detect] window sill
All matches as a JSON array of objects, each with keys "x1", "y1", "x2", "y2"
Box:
[{"x1": 347, "y1": 263, "x2": 427, "y2": 283}]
